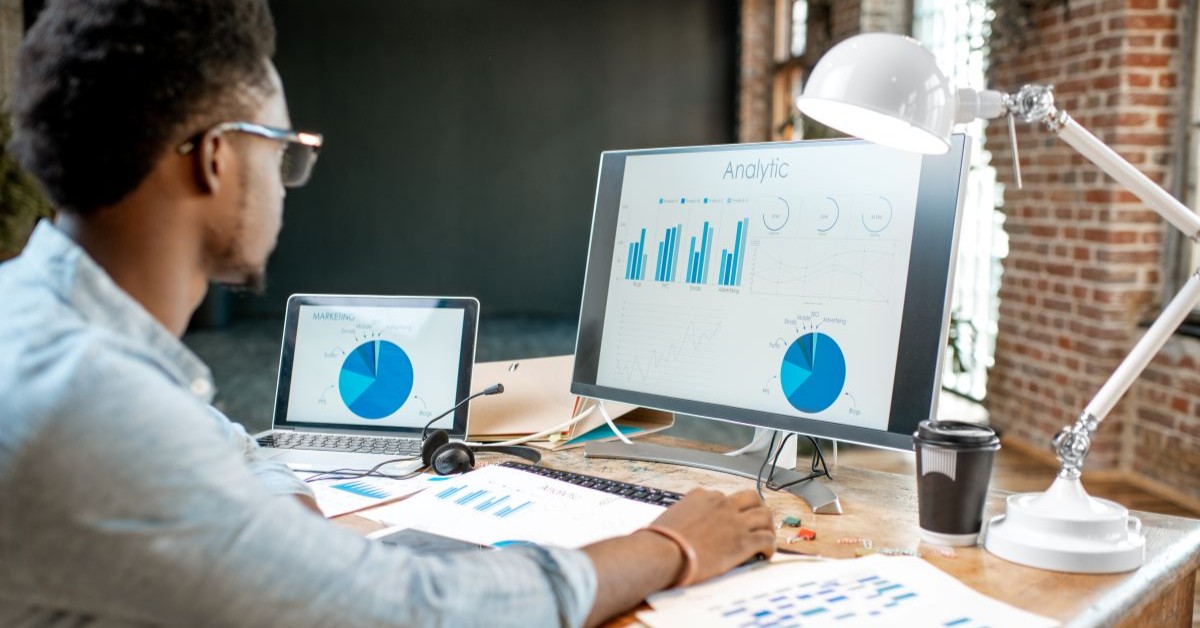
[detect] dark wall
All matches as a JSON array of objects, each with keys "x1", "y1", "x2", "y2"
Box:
[
  {"x1": 18, "y1": 0, "x2": 738, "y2": 318},
  {"x1": 252, "y1": 0, "x2": 737, "y2": 318}
]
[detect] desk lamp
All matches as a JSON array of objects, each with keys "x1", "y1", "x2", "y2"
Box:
[{"x1": 797, "y1": 32, "x2": 1200, "y2": 573}]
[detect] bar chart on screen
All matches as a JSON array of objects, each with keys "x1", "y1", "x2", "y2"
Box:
[
  {"x1": 619, "y1": 216, "x2": 749, "y2": 287},
  {"x1": 360, "y1": 465, "x2": 665, "y2": 548}
]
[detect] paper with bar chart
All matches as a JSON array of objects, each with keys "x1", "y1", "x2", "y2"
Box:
[
  {"x1": 285, "y1": 305, "x2": 464, "y2": 429},
  {"x1": 597, "y1": 144, "x2": 923, "y2": 430},
  {"x1": 639, "y1": 555, "x2": 1058, "y2": 628},
  {"x1": 299, "y1": 473, "x2": 444, "y2": 518},
  {"x1": 359, "y1": 465, "x2": 665, "y2": 548}
]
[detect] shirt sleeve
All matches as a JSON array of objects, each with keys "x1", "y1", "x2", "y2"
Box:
[
  {"x1": 204, "y1": 405, "x2": 315, "y2": 501},
  {"x1": 14, "y1": 343, "x2": 598, "y2": 627}
]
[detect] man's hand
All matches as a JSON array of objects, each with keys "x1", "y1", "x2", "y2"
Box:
[
  {"x1": 649, "y1": 488, "x2": 776, "y2": 583},
  {"x1": 583, "y1": 489, "x2": 775, "y2": 626}
]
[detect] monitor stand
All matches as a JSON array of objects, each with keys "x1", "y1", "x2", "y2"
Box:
[{"x1": 585, "y1": 430, "x2": 843, "y2": 515}]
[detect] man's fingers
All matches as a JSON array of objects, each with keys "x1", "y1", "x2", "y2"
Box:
[
  {"x1": 728, "y1": 489, "x2": 764, "y2": 511},
  {"x1": 740, "y1": 506, "x2": 775, "y2": 532},
  {"x1": 747, "y1": 530, "x2": 777, "y2": 557}
]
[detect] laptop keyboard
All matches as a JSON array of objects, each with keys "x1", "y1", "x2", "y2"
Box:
[
  {"x1": 257, "y1": 432, "x2": 422, "y2": 456},
  {"x1": 499, "y1": 461, "x2": 683, "y2": 506}
]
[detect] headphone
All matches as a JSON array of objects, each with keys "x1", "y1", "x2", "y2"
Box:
[{"x1": 419, "y1": 383, "x2": 542, "y2": 475}]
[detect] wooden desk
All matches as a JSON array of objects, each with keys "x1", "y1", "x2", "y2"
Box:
[{"x1": 338, "y1": 435, "x2": 1200, "y2": 627}]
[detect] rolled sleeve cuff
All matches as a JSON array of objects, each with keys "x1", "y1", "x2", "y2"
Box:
[
  {"x1": 254, "y1": 462, "x2": 317, "y2": 500},
  {"x1": 527, "y1": 546, "x2": 598, "y2": 628}
]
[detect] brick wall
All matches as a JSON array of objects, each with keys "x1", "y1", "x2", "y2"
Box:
[
  {"x1": 739, "y1": 0, "x2": 775, "y2": 142},
  {"x1": 986, "y1": 0, "x2": 1198, "y2": 495}
]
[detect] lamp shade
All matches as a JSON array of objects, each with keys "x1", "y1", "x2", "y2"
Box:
[{"x1": 796, "y1": 33, "x2": 955, "y2": 154}]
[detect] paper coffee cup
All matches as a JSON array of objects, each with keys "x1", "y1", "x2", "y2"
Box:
[{"x1": 913, "y1": 420, "x2": 1000, "y2": 546}]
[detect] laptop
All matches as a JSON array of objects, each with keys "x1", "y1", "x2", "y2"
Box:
[{"x1": 255, "y1": 294, "x2": 479, "y2": 472}]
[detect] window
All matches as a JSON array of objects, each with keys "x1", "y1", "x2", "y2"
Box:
[
  {"x1": 770, "y1": 0, "x2": 811, "y2": 141},
  {"x1": 913, "y1": 0, "x2": 1006, "y2": 401}
]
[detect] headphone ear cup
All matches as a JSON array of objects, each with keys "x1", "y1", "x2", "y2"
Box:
[
  {"x1": 431, "y1": 443, "x2": 475, "y2": 476},
  {"x1": 421, "y1": 430, "x2": 450, "y2": 467}
]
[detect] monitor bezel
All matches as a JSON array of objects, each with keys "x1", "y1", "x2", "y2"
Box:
[
  {"x1": 272, "y1": 294, "x2": 478, "y2": 438},
  {"x1": 570, "y1": 135, "x2": 971, "y2": 451}
]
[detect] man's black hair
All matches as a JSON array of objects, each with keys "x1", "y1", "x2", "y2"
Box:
[{"x1": 8, "y1": 0, "x2": 277, "y2": 213}]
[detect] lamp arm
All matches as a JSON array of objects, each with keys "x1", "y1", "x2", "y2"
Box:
[
  {"x1": 1052, "y1": 270, "x2": 1200, "y2": 478},
  {"x1": 995, "y1": 85, "x2": 1200, "y2": 477},
  {"x1": 998, "y1": 85, "x2": 1200, "y2": 237},
  {"x1": 1052, "y1": 112, "x2": 1200, "y2": 237}
]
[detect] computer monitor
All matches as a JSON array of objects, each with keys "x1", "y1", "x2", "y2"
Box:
[{"x1": 571, "y1": 135, "x2": 970, "y2": 509}]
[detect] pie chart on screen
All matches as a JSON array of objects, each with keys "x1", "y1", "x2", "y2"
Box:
[
  {"x1": 780, "y1": 332, "x2": 846, "y2": 413},
  {"x1": 339, "y1": 340, "x2": 414, "y2": 419}
]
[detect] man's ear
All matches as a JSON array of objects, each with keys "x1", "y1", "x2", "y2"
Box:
[{"x1": 194, "y1": 129, "x2": 228, "y2": 195}]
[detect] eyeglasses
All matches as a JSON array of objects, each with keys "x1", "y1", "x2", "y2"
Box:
[{"x1": 178, "y1": 121, "x2": 323, "y2": 188}]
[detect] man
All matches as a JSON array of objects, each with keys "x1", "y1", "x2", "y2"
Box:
[{"x1": 0, "y1": 1, "x2": 776, "y2": 626}]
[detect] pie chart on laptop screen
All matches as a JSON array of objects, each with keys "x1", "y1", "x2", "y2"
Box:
[{"x1": 339, "y1": 340, "x2": 415, "y2": 419}]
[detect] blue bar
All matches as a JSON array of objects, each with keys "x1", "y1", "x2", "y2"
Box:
[
  {"x1": 456, "y1": 489, "x2": 487, "y2": 505},
  {"x1": 720, "y1": 251, "x2": 730, "y2": 285},
  {"x1": 333, "y1": 481, "x2": 389, "y2": 499},
  {"x1": 692, "y1": 252, "x2": 701, "y2": 283},
  {"x1": 497, "y1": 501, "x2": 532, "y2": 518},
  {"x1": 701, "y1": 225, "x2": 712, "y2": 284},
  {"x1": 666, "y1": 227, "x2": 675, "y2": 282},
  {"x1": 735, "y1": 218, "x2": 749, "y2": 285},
  {"x1": 691, "y1": 237, "x2": 700, "y2": 283},
  {"x1": 673, "y1": 224, "x2": 682, "y2": 281},
  {"x1": 661, "y1": 228, "x2": 670, "y2": 280},
  {"x1": 661, "y1": 230, "x2": 671, "y2": 282},
  {"x1": 667, "y1": 228, "x2": 676, "y2": 282},
  {"x1": 666, "y1": 227, "x2": 676, "y2": 282},
  {"x1": 730, "y1": 219, "x2": 744, "y2": 286},
  {"x1": 656, "y1": 240, "x2": 665, "y2": 281},
  {"x1": 631, "y1": 237, "x2": 638, "y2": 280},
  {"x1": 626, "y1": 242, "x2": 635, "y2": 280},
  {"x1": 475, "y1": 495, "x2": 508, "y2": 512},
  {"x1": 437, "y1": 485, "x2": 465, "y2": 499},
  {"x1": 635, "y1": 229, "x2": 646, "y2": 279}
]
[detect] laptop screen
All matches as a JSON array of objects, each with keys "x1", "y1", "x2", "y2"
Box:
[{"x1": 273, "y1": 295, "x2": 478, "y2": 436}]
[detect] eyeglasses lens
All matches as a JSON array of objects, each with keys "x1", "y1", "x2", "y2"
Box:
[{"x1": 281, "y1": 142, "x2": 318, "y2": 188}]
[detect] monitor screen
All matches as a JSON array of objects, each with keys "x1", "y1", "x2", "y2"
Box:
[
  {"x1": 572, "y1": 136, "x2": 970, "y2": 450},
  {"x1": 273, "y1": 295, "x2": 478, "y2": 436}
]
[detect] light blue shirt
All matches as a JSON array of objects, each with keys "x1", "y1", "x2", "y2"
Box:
[{"x1": 0, "y1": 221, "x2": 597, "y2": 627}]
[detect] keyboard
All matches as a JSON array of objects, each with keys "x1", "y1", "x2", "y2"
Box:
[
  {"x1": 499, "y1": 461, "x2": 683, "y2": 506},
  {"x1": 257, "y1": 432, "x2": 422, "y2": 456}
]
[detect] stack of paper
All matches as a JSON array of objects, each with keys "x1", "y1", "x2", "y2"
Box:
[
  {"x1": 639, "y1": 555, "x2": 1059, "y2": 628},
  {"x1": 468, "y1": 356, "x2": 673, "y2": 449}
]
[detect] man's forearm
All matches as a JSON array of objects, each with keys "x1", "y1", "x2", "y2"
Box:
[{"x1": 582, "y1": 530, "x2": 682, "y2": 627}]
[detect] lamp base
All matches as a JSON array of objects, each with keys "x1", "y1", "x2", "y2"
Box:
[{"x1": 983, "y1": 475, "x2": 1145, "y2": 573}]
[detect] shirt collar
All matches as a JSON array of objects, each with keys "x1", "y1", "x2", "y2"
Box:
[{"x1": 20, "y1": 220, "x2": 215, "y2": 402}]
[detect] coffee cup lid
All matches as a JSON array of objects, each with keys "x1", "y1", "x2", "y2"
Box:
[{"x1": 914, "y1": 420, "x2": 998, "y2": 446}]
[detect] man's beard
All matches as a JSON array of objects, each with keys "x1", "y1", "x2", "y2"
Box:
[
  {"x1": 208, "y1": 172, "x2": 269, "y2": 296},
  {"x1": 221, "y1": 267, "x2": 267, "y2": 295}
]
